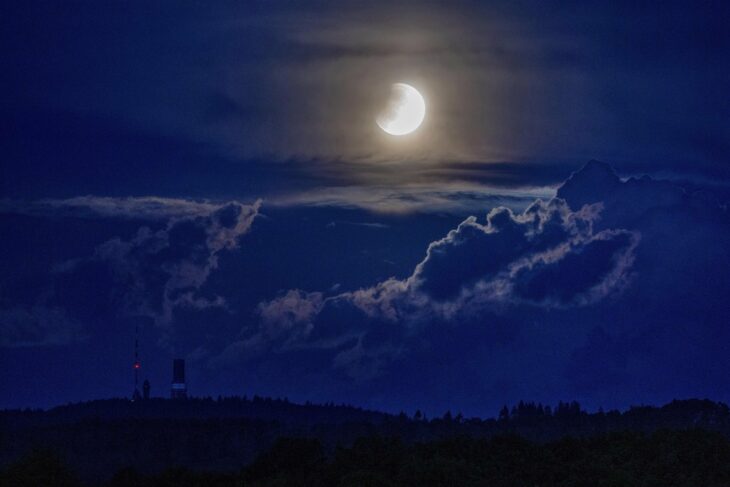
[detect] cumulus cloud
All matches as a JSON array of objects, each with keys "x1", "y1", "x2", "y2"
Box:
[
  {"x1": 405, "y1": 199, "x2": 637, "y2": 306},
  {"x1": 219, "y1": 160, "x2": 730, "y2": 399},
  {"x1": 358, "y1": 198, "x2": 636, "y2": 312},
  {"x1": 226, "y1": 163, "x2": 652, "y2": 378}
]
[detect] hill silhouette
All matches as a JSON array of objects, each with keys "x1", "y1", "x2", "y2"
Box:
[{"x1": 2, "y1": 396, "x2": 730, "y2": 484}]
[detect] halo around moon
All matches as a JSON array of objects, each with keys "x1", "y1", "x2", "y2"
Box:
[{"x1": 376, "y1": 83, "x2": 426, "y2": 136}]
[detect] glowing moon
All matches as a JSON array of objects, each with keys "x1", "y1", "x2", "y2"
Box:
[{"x1": 376, "y1": 83, "x2": 426, "y2": 136}]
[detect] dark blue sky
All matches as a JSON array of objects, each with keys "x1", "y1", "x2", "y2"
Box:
[{"x1": 1, "y1": 0, "x2": 729, "y2": 416}]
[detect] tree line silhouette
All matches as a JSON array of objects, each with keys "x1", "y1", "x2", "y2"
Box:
[{"x1": 2, "y1": 396, "x2": 730, "y2": 485}]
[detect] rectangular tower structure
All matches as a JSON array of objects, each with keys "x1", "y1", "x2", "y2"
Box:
[{"x1": 171, "y1": 358, "x2": 187, "y2": 399}]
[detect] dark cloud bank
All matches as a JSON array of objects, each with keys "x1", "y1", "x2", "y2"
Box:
[{"x1": 2, "y1": 161, "x2": 730, "y2": 415}]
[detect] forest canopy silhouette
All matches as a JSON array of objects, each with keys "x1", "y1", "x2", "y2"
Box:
[{"x1": 2, "y1": 396, "x2": 730, "y2": 485}]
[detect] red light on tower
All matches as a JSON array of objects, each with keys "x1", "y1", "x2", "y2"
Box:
[{"x1": 134, "y1": 363, "x2": 140, "y2": 369}]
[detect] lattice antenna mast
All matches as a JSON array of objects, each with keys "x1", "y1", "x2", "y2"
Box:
[{"x1": 132, "y1": 324, "x2": 141, "y2": 401}]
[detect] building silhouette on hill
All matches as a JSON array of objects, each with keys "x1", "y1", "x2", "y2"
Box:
[{"x1": 171, "y1": 359, "x2": 187, "y2": 399}]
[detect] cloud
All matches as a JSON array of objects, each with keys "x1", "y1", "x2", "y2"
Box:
[
  {"x1": 72, "y1": 199, "x2": 261, "y2": 330},
  {"x1": 334, "y1": 198, "x2": 639, "y2": 322},
  {"x1": 0, "y1": 197, "x2": 260, "y2": 349},
  {"x1": 271, "y1": 183, "x2": 555, "y2": 214},
  {"x1": 326, "y1": 221, "x2": 389, "y2": 229},
  {"x1": 224, "y1": 163, "x2": 650, "y2": 378},
  {"x1": 0, "y1": 196, "x2": 237, "y2": 221},
  {"x1": 254, "y1": 290, "x2": 325, "y2": 350}
]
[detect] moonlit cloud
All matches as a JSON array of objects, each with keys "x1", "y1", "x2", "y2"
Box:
[
  {"x1": 214, "y1": 160, "x2": 730, "y2": 402},
  {"x1": 270, "y1": 183, "x2": 556, "y2": 214},
  {"x1": 222, "y1": 163, "x2": 643, "y2": 377}
]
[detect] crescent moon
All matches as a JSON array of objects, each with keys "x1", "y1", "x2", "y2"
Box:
[{"x1": 376, "y1": 83, "x2": 426, "y2": 136}]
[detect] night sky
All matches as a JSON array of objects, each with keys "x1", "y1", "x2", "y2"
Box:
[{"x1": 1, "y1": 0, "x2": 729, "y2": 417}]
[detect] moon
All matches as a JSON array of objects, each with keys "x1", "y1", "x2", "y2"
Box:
[{"x1": 376, "y1": 83, "x2": 426, "y2": 136}]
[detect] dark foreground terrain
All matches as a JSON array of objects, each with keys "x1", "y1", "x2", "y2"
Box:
[{"x1": 2, "y1": 397, "x2": 730, "y2": 486}]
